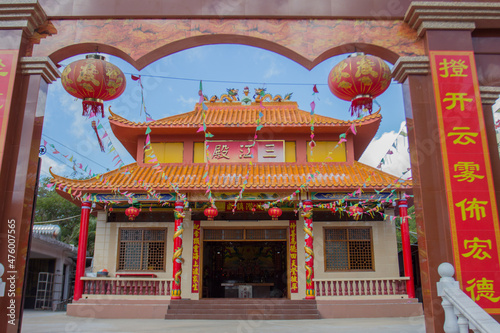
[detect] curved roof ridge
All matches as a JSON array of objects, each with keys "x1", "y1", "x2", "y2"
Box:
[
  {"x1": 49, "y1": 162, "x2": 138, "y2": 185},
  {"x1": 108, "y1": 103, "x2": 382, "y2": 128},
  {"x1": 49, "y1": 161, "x2": 412, "y2": 191}
]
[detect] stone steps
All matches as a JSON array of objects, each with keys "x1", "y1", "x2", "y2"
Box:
[{"x1": 165, "y1": 299, "x2": 320, "y2": 320}]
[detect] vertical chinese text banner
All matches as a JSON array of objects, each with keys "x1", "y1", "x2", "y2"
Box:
[
  {"x1": 430, "y1": 51, "x2": 500, "y2": 313},
  {"x1": 191, "y1": 220, "x2": 201, "y2": 293},
  {"x1": 289, "y1": 220, "x2": 298, "y2": 293}
]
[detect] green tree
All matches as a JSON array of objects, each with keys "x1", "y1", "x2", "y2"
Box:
[
  {"x1": 34, "y1": 177, "x2": 96, "y2": 255},
  {"x1": 396, "y1": 205, "x2": 417, "y2": 252}
]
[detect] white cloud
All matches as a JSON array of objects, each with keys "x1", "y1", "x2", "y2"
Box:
[
  {"x1": 40, "y1": 155, "x2": 69, "y2": 179},
  {"x1": 177, "y1": 95, "x2": 199, "y2": 107},
  {"x1": 264, "y1": 61, "x2": 281, "y2": 79},
  {"x1": 359, "y1": 121, "x2": 411, "y2": 179}
]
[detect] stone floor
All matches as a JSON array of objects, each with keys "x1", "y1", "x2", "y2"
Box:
[{"x1": 21, "y1": 309, "x2": 426, "y2": 333}]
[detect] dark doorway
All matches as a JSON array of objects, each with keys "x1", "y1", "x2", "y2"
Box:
[{"x1": 203, "y1": 241, "x2": 287, "y2": 298}]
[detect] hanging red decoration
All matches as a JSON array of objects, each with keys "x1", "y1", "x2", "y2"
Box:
[
  {"x1": 329, "y1": 202, "x2": 337, "y2": 214},
  {"x1": 349, "y1": 204, "x2": 364, "y2": 220},
  {"x1": 268, "y1": 206, "x2": 283, "y2": 220},
  {"x1": 204, "y1": 207, "x2": 218, "y2": 221},
  {"x1": 125, "y1": 206, "x2": 140, "y2": 221},
  {"x1": 327, "y1": 52, "x2": 391, "y2": 117},
  {"x1": 61, "y1": 54, "x2": 126, "y2": 118},
  {"x1": 91, "y1": 120, "x2": 105, "y2": 152}
]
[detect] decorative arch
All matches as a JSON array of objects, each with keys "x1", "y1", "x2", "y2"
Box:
[{"x1": 31, "y1": 19, "x2": 424, "y2": 70}]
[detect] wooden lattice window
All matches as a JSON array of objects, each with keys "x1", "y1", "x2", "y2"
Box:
[
  {"x1": 324, "y1": 227, "x2": 373, "y2": 271},
  {"x1": 118, "y1": 228, "x2": 166, "y2": 271}
]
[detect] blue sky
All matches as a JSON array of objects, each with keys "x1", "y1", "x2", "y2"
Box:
[{"x1": 40, "y1": 44, "x2": 410, "y2": 180}]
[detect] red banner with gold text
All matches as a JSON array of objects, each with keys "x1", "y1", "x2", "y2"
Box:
[
  {"x1": 430, "y1": 51, "x2": 500, "y2": 313},
  {"x1": 289, "y1": 220, "x2": 298, "y2": 293},
  {"x1": 191, "y1": 220, "x2": 201, "y2": 293}
]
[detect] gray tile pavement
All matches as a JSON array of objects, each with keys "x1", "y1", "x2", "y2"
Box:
[{"x1": 20, "y1": 310, "x2": 426, "y2": 333}]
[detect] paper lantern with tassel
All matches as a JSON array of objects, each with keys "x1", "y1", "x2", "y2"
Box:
[
  {"x1": 61, "y1": 54, "x2": 126, "y2": 118},
  {"x1": 328, "y1": 53, "x2": 391, "y2": 117}
]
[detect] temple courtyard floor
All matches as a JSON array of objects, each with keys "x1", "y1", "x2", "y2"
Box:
[{"x1": 21, "y1": 309, "x2": 426, "y2": 333}]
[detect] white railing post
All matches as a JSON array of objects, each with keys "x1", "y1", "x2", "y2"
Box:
[
  {"x1": 437, "y1": 263, "x2": 460, "y2": 333},
  {"x1": 437, "y1": 262, "x2": 500, "y2": 333}
]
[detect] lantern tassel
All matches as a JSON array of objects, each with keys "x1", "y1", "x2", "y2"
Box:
[
  {"x1": 83, "y1": 100, "x2": 105, "y2": 118},
  {"x1": 350, "y1": 96, "x2": 373, "y2": 117},
  {"x1": 91, "y1": 121, "x2": 105, "y2": 152}
]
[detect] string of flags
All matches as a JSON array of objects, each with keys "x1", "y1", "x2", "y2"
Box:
[
  {"x1": 309, "y1": 84, "x2": 319, "y2": 152},
  {"x1": 231, "y1": 109, "x2": 264, "y2": 212},
  {"x1": 131, "y1": 74, "x2": 155, "y2": 122},
  {"x1": 46, "y1": 82, "x2": 412, "y2": 221},
  {"x1": 197, "y1": 81, "x2": 216, "y2": 209},
  {"x1": 376, "y1": 125, "x2": 410, "y2": 173}
]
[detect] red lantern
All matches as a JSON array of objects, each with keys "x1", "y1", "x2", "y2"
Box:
[
  {"x1": 61, "y1": 54, "x2": 126, "y2": 118},
  {"x1": 328, "y1": 53, "x2": 391, "y2": 117},
  {"x1": 268, "y1": 207, "x2": 282, "y2": 220},
  {"x1": 125, "y1": 206, "x2": 140, "y2": 221},
  {"x1": 204, "y1": 207, "x2": 218, "y2": 220}
]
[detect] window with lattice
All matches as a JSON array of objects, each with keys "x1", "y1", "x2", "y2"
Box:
[
  {"x1": 324, "y1": 227, "x2": 373, "y2": 271},
  {"x1": 118, "y1": 228, "x2": 166, "y2": 271}
]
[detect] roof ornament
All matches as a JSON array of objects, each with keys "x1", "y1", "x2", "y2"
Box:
[{"x1": 204, "y1": 87, "x2": 293, "y2": 105}]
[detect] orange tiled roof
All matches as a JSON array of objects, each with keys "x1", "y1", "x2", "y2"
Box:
[
  {"x1": 108, "y1": 102, "x2": 382, "y2": 128},
  {"x1": 50, "y1": 161, "x2": 410, "y2": 193}
]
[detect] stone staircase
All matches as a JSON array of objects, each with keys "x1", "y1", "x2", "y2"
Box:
[{"x1": 165, "y1": 299, "x2": 320, "y2": 320}]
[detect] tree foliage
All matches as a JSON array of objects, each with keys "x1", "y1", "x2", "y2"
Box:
[
  {"x1": 396, "y1": 205, "x2": 417, "y2": 252},
  {"x1": 34, "y1": 177, "x2": 96, "y2": 255}
]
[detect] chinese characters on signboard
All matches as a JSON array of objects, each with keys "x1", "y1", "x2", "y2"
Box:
[
  {"x1": 430, "y1": 51, "x2": 500, "y2": 313},
  {"x1": 206, "y1": 140, "x2": 285, "y2": 163},
  {"x1": 191, "y1": 220, "x2": 201, "y2": 293},
  {"x1": 289, "y1": 220, "x2": 298, "y2": 293}
]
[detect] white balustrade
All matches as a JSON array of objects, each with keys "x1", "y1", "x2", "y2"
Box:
[
  {"x1": 81, "y1": 277, "x2": 173, "y2": 297},
  {"x1": 314, "y1": 277, "x2": 409, "y2": 297},
  {"x1": 437, "y1": 262, "x2": 500, "y2": 333}
]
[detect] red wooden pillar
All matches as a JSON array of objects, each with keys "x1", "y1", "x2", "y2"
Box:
[
  {"x1": 74, "y1": 201, "x2": 91, "y2": 301},
  {"x1": 303, "y1": 200, "x2": 315, "y2": 299},
  {"x1": 399, "y1": 199, "x2": 415, "y2": 299},
  {"x1": 171, "y1": 201, "x2": 185, "y2": 299}
]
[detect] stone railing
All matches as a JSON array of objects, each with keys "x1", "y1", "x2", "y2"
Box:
[
  {"x1": 314, "y1": 277, "x2": 409, "y2": 297},
  {"x1": 81, "y1": 277, "x2": 173, "y2": 297},
  {"x1": 437, "y1": 262, "x2": 500, "y2": 333}
]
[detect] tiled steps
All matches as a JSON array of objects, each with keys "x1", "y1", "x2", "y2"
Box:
[{"x1": 165, "y1": 299, "x2": 320, "y2": 320}]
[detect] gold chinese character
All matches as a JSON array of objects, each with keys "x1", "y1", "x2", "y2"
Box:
[
  {"x1": 212, "y1": 144, "x2": 230, "y2": 159},
  {"x1": 438, "y1": 58, "x2": 468, "y2": 78},
  {"x1": 263, "y1": 144, "x2": 277, "y2": 158},
  {"x1": 463, "y1": 237, "x2": 492, "y2": 260},
  {"x1": 466, "y1": 278, "x2": 500, "y2": 303},
  {"x1": 455, "y1": 198, "x2": 488, "y2": 221},
  {"x1": 239, "y1": 144, "x2": 253, "y2": 159},
  {"x1": 442, "y1": 93, "x2": 473, "y2": 111},
  {"x1": 448, "y1": 127, "x2": 478, "y2": 145},
  {"x1": 453, "y1": 162, "x2": 485, "y2": 182},
  {"x1": 0, "y1": 59, "x2": 8, "y2": 77}
]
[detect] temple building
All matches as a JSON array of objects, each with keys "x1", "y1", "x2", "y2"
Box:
[{"x1": 50, "y1": 90, "x2": 422, "y2": 319}]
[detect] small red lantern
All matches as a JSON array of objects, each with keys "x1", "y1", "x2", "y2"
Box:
[
  {"x1": 61, "y1": 54, "x2": 126, "y2": 118},
  {"x1": 268, "y1": 206, "x2": 283, "y2": 220},
  {"x1": 204, "y1": 207, "x2": 218, "y2": 220},
  {"x1": 125, "y1": 206, "x2": 140, "y2": 221},
  {"x1": 328, "y1": 53, "x2": 391, "y2": 117}
]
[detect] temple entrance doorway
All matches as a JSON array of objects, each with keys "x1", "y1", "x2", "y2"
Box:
[{"x1": 202, "y1": 228, "x2": 288, "y2": 299}]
